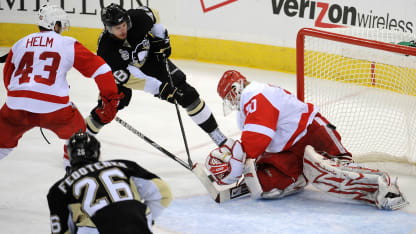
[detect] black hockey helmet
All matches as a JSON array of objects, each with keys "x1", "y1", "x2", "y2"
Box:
[
  {"x1": 101, "y1": 3, "x2": 132, "y2": 29},
  {"x1": 67, "y1": 132, "x2": 100, "y2": 167}
]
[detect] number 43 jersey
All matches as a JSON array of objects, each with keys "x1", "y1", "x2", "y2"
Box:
[
  {"x1": 3, "y1": 30, "x2": 112, "y2": 113},
  {"x1": 47, "y1": 159, "x2": 172, "y2": 234}
]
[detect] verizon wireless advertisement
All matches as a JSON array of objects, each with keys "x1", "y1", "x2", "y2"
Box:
[{"x1": 0, "y1": 0, "x2": 414, "y2": 48}]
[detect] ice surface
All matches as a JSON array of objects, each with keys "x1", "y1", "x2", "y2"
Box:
[{"x1": 0, "y1": 47, "x2": 414, "y2": 234}]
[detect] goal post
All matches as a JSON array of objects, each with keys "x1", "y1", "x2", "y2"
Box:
[{"x1": 296, "y1": 27, "x2": 416, "y2": 168}]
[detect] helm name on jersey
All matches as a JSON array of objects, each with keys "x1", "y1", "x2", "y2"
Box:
[
  {"x1": 58, "y1": 161, "x2": 128, "y2": 194},
  {"x1": 26, "y1": 36, "x2": 54, "y2": 48}
]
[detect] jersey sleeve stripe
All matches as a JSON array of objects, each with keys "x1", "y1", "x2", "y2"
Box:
[
  {"x1": 90, "y1": 63, "x2": 112, "y2": 80},
  {"x1": 243, "y1": 123, "x2": 276, "y2": 139}
]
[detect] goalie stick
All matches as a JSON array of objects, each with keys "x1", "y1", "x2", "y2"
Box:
[
  {"x1": 115, "y1": 116, "x2": 250, "y2": 202},
  {"x1": 193, "y1": 163, "x2": 250, "y2": 202}
]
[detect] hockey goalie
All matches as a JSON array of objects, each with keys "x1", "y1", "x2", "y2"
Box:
[{"x1": 203, "y1": 70, "x2": 408, "y2": 210}]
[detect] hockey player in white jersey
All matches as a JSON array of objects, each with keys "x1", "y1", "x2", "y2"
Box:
[
  {"x1": 0, "y1": 5, "x2": 122, "y2": 166},
  {"x1": 204, "y1": 70, "x2": 408, "y2": 210}
]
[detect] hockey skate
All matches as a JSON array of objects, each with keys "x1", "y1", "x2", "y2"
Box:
[{"x1": 375, "y1": 175, "x2": 409, "y2": 210}]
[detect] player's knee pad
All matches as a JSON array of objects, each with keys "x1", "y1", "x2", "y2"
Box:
[{"x1": 176, "y1": 82, "x2": 199, "y2": 107}]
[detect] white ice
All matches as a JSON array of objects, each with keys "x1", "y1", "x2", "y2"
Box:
[{"x1": 0, "y1": 47, "x2": 415, "y2": 234}]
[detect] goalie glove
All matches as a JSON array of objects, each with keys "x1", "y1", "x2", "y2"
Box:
[{"x1": 205, "y1": 139, "x2": 246, "y2": 185}]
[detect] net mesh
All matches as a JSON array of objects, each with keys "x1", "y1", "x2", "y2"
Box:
[{"x1": 300, "y1": 27, "x2": 416, "y2": 165}]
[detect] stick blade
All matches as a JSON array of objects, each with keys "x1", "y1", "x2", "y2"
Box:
[
  {"x1": 192, "y1": 163, "x2": 221, "y2": 202},
  {"x1": 192, "y1": 163, "x2": 250, "y2": 203}
]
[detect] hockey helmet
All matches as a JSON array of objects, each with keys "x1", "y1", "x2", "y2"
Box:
[
  {"x1": 217, "y1": 70, "x2": 247, "y2": 116},
  {"x1": 101, "y1": 3, "x2": 132, "y2": 30},
  {"x1": 37, "y1": 4, "x2": 70, "y2": 32},
  {"x1": 67, "y1": 132, "x2": 100, "y2": 167}
]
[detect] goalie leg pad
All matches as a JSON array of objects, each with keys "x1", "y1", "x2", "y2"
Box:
[
  {"x1": 303, "y1": 145, "x2": 409, "y2": 209},
  {"x1": 304, "y1": 145, "x2": 379, "y2": 205},
  {"x1": 243, "y1": 158, "x2": 264, "y2": 199}
]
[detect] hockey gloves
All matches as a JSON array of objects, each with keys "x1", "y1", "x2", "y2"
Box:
[
  {"x1": 205, "y1": 139, "x2": 246, "y2": 185},
  {"x1": 149, "y1": 30, "x2": 171, "y2": 62},
  {"x1": 157, "y1": 82, "x2": 182, "y2": 103},
  {"x1": 93, "y1": 93, "x2": 123, "y2": 124},
  {"x1": 116, "y1": 85, "x2": 132, "y2": 110}
]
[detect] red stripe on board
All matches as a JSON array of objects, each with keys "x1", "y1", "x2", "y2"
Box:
[{"x1": 200, "y1": 0, "x2": 238, "y2": 13}]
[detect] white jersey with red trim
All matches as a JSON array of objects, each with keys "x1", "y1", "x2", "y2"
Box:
[
  {"x1": 4, "y1": 31, "x2": 112, "y2": 113},
  {"x1": 237, "y1": 81, "x2": 319, "y2": 157}
]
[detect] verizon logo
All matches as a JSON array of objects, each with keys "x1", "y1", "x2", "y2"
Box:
[{"x1": 272, "y1": 0, "x2": 414, "y2": 33}]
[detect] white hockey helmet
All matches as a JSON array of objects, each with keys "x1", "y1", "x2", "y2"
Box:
[{"x1": 37, "y1": 4, "x2": 70, "y2": 32}]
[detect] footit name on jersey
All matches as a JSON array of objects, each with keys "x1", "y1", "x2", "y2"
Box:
[
  {"x1": 271, "y1": 0, "x2": 414, "y2": 33},
  {"x1": 58, "y1": 161, "x2": 128, "y2": 193}
]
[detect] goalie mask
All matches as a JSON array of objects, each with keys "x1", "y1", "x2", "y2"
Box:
[
  {"x1": 67, "y1": 132, "x2": 100, "y2": 167},
  {"x1": 217, "y1": 70, "x2": 247, "y2": 116},
  {"x1": 37, "y1": 4, "x2": 70, "y2": 32}
]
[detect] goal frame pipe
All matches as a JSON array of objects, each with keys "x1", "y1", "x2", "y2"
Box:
[{"x1": 296, "y1": 27, "x2": 416, "y2": 102}]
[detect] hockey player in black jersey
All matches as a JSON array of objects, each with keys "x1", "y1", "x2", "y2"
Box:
[
  {"x1": 85, "y1": 3, "x2": 229, "y2": 146},
  {"x1": 47, "y1": 132, "x2": 172, "y2": 234}
]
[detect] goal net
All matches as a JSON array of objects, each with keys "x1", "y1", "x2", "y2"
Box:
[{"x1": 296, "y1": 27, "x2": 416, "y2": 172}]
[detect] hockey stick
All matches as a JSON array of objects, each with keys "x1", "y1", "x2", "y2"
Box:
[
  {"x1": 193, "y1": 163, "x2": 250, "y2": 202},
  {"x1": 115, "y1": 116, "x2": 250, "y2": 202},
  {"x1": 164, "y1": 58, "x2": 193, "y2": 168},
  {"x1": 115, "y1": 116, "x2": 191, "y2": 170},
  {"x1": 134, "y1": 0, "x2": 149, "y2": 7}
]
